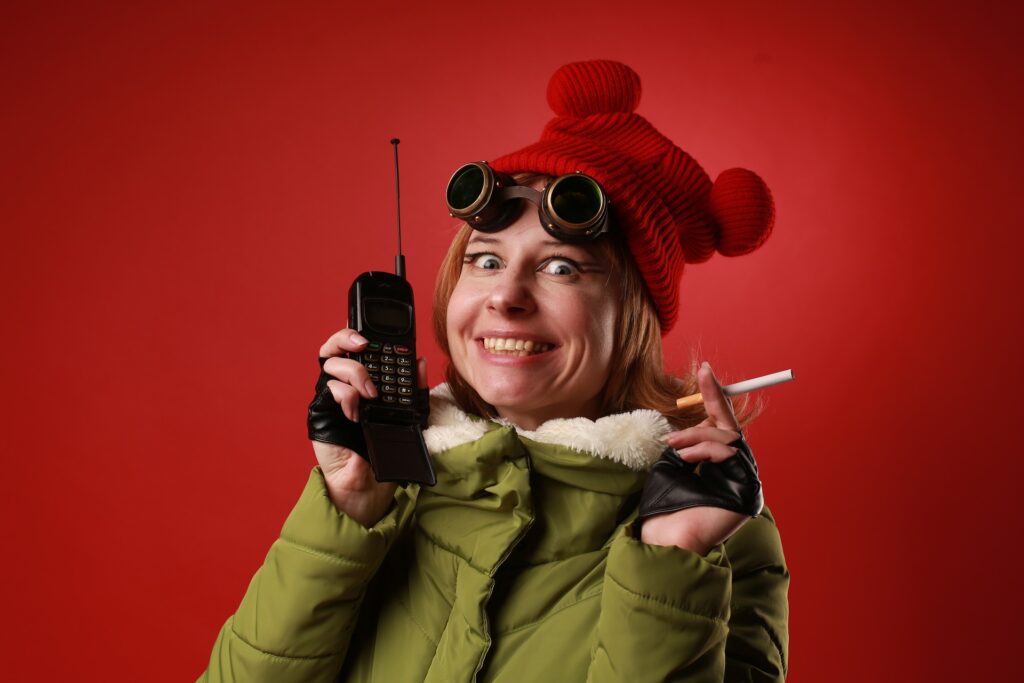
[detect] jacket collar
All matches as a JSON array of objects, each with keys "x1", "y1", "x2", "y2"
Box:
[{"x1": 424, "y1": 384, "x2": 671, "y2": 471}]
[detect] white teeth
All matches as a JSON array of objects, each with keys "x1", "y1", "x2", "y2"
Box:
[{"x1": 481, "y1": 337, "x2": 551, "y2": 355}]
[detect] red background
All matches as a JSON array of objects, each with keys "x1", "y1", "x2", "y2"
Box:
[{"x1": 3, "y1": 1, "x2": 1022, "y2": 680}]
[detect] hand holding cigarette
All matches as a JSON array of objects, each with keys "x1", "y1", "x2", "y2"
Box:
[{"x1": 676, "y1": 369, "x2": 794, "y2": 409}]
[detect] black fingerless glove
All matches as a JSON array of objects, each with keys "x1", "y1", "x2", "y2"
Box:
[
  {"x1": 307, "y1": 357, "x2": 368, "y2": 456},
  {"x1": 635, "y1": 433, "x2": 763, "y2": 531}
]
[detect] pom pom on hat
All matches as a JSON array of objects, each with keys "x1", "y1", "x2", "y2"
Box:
[
  {"x1": 547, "y1": 60, "x2": 642, "y2": 116},
  {"x1": 491, "y1": 60, "x2": 775, "y2": 332},
  {"x1": 709, "y1": 168, "x2": 775, "y2": 256}
]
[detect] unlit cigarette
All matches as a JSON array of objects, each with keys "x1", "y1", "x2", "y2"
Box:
[{"x1": 676, "y1": 369, "x2": 795, "y2": 409}]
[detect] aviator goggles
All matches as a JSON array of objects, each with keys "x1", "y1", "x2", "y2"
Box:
[{"x1": 445, "y1": 161, "x2": 611, "y2": 243}]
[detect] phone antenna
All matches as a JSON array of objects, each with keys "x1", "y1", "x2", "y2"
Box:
[{"x1": 391, "y1": 137, "x2": 406, "y2": 279}]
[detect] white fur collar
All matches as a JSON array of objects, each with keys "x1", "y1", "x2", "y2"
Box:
[{"x1": 423, "y1": 385, "x2": 671, "y2": 471}]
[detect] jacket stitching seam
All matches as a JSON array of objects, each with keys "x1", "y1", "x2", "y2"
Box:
[
  {"x1": 227, "y1": 619, "x2": 340, "y2": 661},
  {"x1": 275, "y1": 536, "x2": 373, "y2": 569},
  {"x1": 730, "y1": 608, "x2": 788, "y2": 673},
  {"x1": 505, "y1": 548, "x2": 606, "y2": 568},
  {"x1": 393, "y1": 595, "x2": 441, "y2": 648},
  {"x1": 495, "y1": 589, "x2": 603, "y2": 636},
  {"x1": 604, "y1": 573, "x2": 728, "y2": 626},
  {"x1": 415, "y1": 525, "x2": 490, "y2": 575}
]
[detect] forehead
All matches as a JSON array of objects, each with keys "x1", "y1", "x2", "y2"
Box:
[{"x1": 464, "y1": 214, "x2": 605, "y2": 260}]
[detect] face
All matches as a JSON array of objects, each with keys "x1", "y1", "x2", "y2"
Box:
[{"x1": 445, "y1": 200, "x2": 618, "y2": 430}]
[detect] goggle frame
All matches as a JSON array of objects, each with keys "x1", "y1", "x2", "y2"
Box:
[{"x1": 446, "y1": 161, "x2": 611, "y2": 243}]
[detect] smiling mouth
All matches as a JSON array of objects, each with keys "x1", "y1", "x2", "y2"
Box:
[{"x1": 481, "y1": 337, "x2": 554, "y2": 357}]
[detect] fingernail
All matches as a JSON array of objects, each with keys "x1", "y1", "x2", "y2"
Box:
[
  {"x1": 701, "y1": 361, "x2": 711, "y2": 370},
  {"x1": 364, "y1": 379, "x2": 377, "y2": 398},
  {"x1": 352, "y1": 333, "x2": 369, "y2": 345}
]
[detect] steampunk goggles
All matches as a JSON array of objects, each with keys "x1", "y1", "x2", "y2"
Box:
[{"x1": 445, "y1": 161, "x2": 611, "y2": 243}]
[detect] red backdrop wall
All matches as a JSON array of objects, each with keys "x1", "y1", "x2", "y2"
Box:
[{"x1": 3, "y1": 1, "x2": 1021, "y2": 679}]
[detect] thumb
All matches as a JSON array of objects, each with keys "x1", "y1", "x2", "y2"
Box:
[{"x1": 417, "y1": 357, "x2": 429, "y2": 390}]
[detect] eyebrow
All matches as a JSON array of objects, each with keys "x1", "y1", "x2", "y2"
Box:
[{"x1": 466, "y1": 235, "x2": 578, "y2": 249}]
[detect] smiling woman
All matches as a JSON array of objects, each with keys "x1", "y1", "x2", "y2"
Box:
[
  {"x1": 443, "y1": 205, "x2": 618, "y2": 429},
  {"x1": 200, "y1": 60, "x2": 789, "y2": 683},
  {"x1": 435, "y1": 184, "x2": 715, "y2": 430}
]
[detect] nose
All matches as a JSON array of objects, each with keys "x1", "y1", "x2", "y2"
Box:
[{"x1": 486, "y1": 267, "x2": 537, "y2": 317}]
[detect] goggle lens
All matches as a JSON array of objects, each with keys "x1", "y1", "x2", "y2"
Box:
[
  {"x1": 549, "y1": 174, "x2": 604, "y2": 227},
  {"x1": 446, "y1": 164, "x2": 486, "y2": 211}
]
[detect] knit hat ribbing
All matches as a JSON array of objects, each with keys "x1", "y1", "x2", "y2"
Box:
[{"x1": 490, "y1": 60, "x2": 774, "y2": 332}]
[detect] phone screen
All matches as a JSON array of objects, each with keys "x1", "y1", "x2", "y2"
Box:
[{"x1": 364, "y1": 298, "x2": 412, "y2": 335}]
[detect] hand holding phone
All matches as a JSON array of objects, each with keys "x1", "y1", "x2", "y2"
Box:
[{"x1": 308, "y1": 328, "x2": 428, "y2": 525}]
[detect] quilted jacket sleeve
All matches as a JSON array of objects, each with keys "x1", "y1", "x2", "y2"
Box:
[
  {"x1": 198, "y1": 467, "x2": 417, "y2": 683},
  {"x1": 587, "y1": 505, "x2": 789, "y2": 682},
  {"x1": 722, "y1": 507, "x2": 790, "y2": 681}
]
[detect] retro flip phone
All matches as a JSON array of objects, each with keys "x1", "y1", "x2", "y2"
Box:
[
  {"x1": 348, "y1": 270, "x2": 434, "y2": 485},
  {"x1": 303, "y1": 137, "x2": 432, "y2": 485},
  {"x1": 344, "y1": 137, "x2": 436, "y2": 485},
  {"x1": 346, "y1": 139, "x2": 435, "y2": 486}
]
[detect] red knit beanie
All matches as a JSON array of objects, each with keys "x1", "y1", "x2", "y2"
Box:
[{"x1": 490, "y1": 60, "x2": 774, "y2": 332}]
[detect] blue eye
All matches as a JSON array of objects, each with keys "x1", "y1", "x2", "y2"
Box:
[
  {"x1": 541, "y1": 258, "x2": 579, "y2": 276},
  {"x1": 468, "y1": 253, "x2": 503, "y2": 270}
]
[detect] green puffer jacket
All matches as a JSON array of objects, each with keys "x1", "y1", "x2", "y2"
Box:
[{"x1": 200, "y1": 389, "x2": 789, "y2": 682}]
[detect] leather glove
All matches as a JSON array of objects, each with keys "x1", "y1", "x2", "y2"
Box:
[
  {"x1": 307, "y1": 357, "x2": 368, "y2": 455},
  {"x1": 306, "y1": 357, "x2": 431, "y2": 452},
  {"x1": 635, "y1": 433, "x2": 763, "y2": 530}
]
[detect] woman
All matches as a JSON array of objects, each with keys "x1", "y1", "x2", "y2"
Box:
[{"x1": 201, "y1": 60, "x2": 788, "y2": 682}]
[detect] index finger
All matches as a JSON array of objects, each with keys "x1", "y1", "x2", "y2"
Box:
[
  {"x1": 319, "y1": 329, "x2": 369, "y2": 358},
  {"x1": 698, "y1": 362, "x2": 740, "y2": 431}
]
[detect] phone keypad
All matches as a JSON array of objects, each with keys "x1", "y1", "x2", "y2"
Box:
[{"x1": 356, "y1": 336, "x2": 419, "y2": 407}]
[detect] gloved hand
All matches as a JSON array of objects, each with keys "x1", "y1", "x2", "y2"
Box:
[
  {"x1": 308, "y1": 355, "x2": 368, "y2": 455},
  {"x1": 634, "y1": 362, "x2": 765, "y2": 554},
  {"x1": 305, "y1": 328, "x2": 401, "y2": 527},
  {"x1": 636, "y1": 433, "x2": 763, "y2": 528}
]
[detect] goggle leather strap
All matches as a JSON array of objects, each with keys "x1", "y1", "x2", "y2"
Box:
[{"x1": 498, "y1": 184, "x2": 544, "y2": 204}]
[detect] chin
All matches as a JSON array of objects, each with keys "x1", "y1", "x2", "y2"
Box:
[{"x1": 474, "y1": 376, "x2": 545, "y2": 413}]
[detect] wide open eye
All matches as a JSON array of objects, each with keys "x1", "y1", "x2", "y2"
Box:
[
  {"x1": 466, "y1": 253, "x2": 504, "y2": 270},
  {"x1": 540, "y1": 258, "x2": 580, "y2": 276}
]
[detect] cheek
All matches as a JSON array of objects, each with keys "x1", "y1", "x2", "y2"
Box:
[
  {"x1": 588, "y1": 289, "x2": 616, "y2": 329},
  {"x1": 585, "y1": 295, "x2": 618, "y2": 366},
  {"x1": 445, "y1": 281, "x2": 475, "y2": 360}
]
